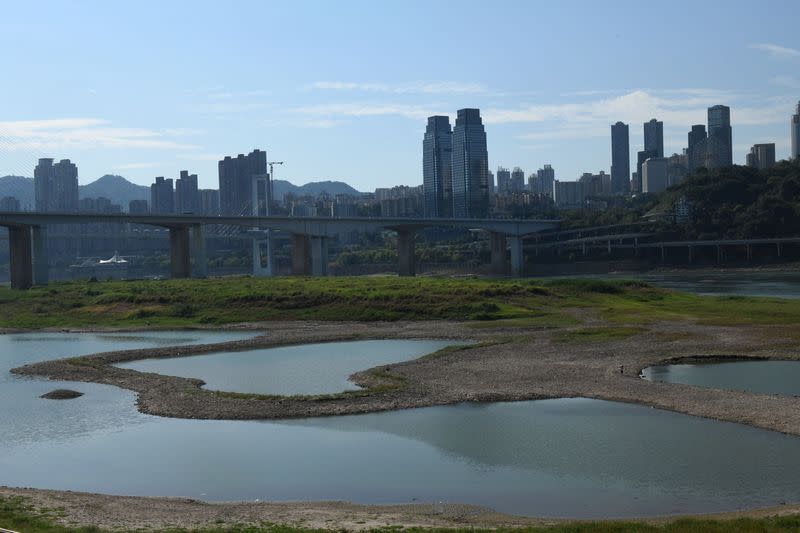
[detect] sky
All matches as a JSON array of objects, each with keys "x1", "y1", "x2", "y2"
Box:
[{"x1": 1, "y1": 0, "x2": 799, "y2": 191}]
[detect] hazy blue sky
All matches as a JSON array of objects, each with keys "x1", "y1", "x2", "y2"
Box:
[{"x1": 1, "y1": 0, "x2": 799, "y2": 191}]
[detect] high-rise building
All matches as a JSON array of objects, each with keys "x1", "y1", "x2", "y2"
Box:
[
  {"x1": 532, "y1": 165, "x2": 555, "y2": 197},
  {"x1": 633, "y1": 118, "x2": 664, "y2": 193},
  {"x1": 150, "y1": 176, "x2": 174, "y2": 214},
  {"x1": 687, "y1": 124, "x2": 707, "y2": 173},
  {"x1": 510, "y1": 167, "x2": 525, "y2": 193},
  {"x1": 451, "y1": 108, "x2": 489, "y2": 218},
  {"x1": 746, "y1": 143, "x2": 776, "y2": 170},
  {"x1": 199, "y1": 189, "x2": 220, "y2": 216},
  {"x1": 129, "y1": 199, "x2": 149, "y2": 214},
  {"x1": 792, "y1": 101, "x2": 800, "y2": 160},
  {"x1": 34, "y1": 158, "x2": 79, "y2": 212},
  {"x1": 644, "y1": 118, "x2": 664, "y2": 158},
  {"x1": 422, "y1": 115, "x2": 453, "y2": 218},
  {"x1": 496, "y1": 167, "x2": 510, "y2": 194},
  {"x1": 610, "y1": 122, "x2": 630, "y2": 194},
  {"x1": 487, "y1": 170, "x2": 495, "y2": 193},
  {"x1": 0, "y1": 196, "x2": 20, "y2": 211},
  {"x1": 552, "y1": 180, "x2": 585, "y2": 208},
  {"x1": 642, "y1": 157, "x2": 669, "y2": 194},
  {"x1": 707, "y1": 105, "x2": 732, "y2": 168},
  {"x1": 175, "y1": 170, "x2": 199, "y2": 214},
  {"x1": 218, "y1": 149, "x2": 268, "y2": 216}
]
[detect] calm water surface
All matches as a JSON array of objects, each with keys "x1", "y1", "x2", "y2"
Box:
[
  {"x1": 642, "y1": 360, "x2": 800, "y2": 396},
  {"x1": 3, "y1": 333, "x2": 800, "y2": 518},
  {"x1": 638, "y1": 271, "x2": 800, "y2": 299},
  {"x1": 117, "y1": 340, "x2": 454, "y2": 395}
]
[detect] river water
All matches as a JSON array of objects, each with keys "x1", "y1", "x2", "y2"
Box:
[
  {"x1": 642, "y1": 360, "x2": 800, "y2": 396},
  {"x1": 3, "y1": 332, "x2": 800, "y2": 518},
  {"x1": 117, "y1": 340, "x2": 454, "y2": 395}
]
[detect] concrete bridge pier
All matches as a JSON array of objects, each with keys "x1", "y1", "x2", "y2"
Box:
[
  {"x1": 311, "y1": 236, "x2": 328, "y2": 276},
  {"x1": 489, "y1": 232, "x2": 508, "y2": 276},
  {"x1": 291, "y1": 234, "x2": 312, "y2": 275},
  {"x1": 509, "y1": 236, "x2": 524, "y2": 277},
  {"x1": 32, "y1": 225, "x2": 49, "y2": 285},
  {"x1": 9, "y1": 225, "x2": 33, "y2": 290},
  {"x1": 169, "y1": 226, "x2": 191, "y2": 279},
  {"x1": 396, "y1": 229, "x2": 416, "y2": 277},
  {"x1": 191, "y1": 225, "x2": 207, "y2": 278}
]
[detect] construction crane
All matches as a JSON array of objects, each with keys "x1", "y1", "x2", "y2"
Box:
[{"x1": 267, "y1": 161, "x2": 283, "y2": 213}]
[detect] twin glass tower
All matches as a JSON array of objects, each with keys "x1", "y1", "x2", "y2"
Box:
[{"x1": 423, "y1": 109, "x2": 489, "y2": 219}]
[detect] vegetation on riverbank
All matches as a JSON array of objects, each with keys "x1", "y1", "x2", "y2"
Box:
[
  {"x1": 3, "y1": 495, "x2": 800, "y2": 533},
  {"x1": 2, "y1": 276, "x2": 800, "y2": 330}
]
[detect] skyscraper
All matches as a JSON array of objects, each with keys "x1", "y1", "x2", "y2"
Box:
[
  {"x1": 496, "y1": 167, "x2": 510, "y2": 194},
  {"x1": 422, "y1": 115, "x2": 453, "y2": 218},
  {"x1": 175, "y1": 170, "x2": 199, "y2": 214},
  {"x1": 150, "y1": 176, "x2": 174, "y2": 214},
  {"x1": 534, "y1": 165, "x2": 555, "y2": 197},
  {"x1": 792, "y1": 101, "x2": 800, "y2": 161},
  {"x1": 687, "y1": 124, "x2": 707, "y2": 173},
  {"x1": 707, "y1": 105, "x2": 732, "y2": 168},
  {"x1": 34, "y1": 158, "x2": 79, "y2": 212},
  {"x1": 510, "y1": 167, "x2": 525, "y2": 192},
  {"x1": 610, "y1": 121, "x2": 630, "y2": 194},
  {"x1": 218, "y1": 149, "x2": 268, "y2": 216},
  {"x1": 451, "y1": 108, "x2": 489, "y2": 218},
  {"x1": 746, "y1": 143, "x2": 776, "y2": 170},
  {"x1": 643, "y1": 118, "x2": 664, "y2": 158}
]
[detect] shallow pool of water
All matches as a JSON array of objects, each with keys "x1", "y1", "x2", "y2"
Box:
[
  {"x1": 3, "y1": 333, "x2": 800, "y2": 518},
  {"x1": 116, "y1": 339, "x2": 454, "y2": 395},
  {"x1": 642, "y1": 360, "x2": 800, "y2": 396}
]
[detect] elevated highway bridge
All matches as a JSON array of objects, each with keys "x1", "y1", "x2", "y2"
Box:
[{"x1": 0, "y1": 212, "x2": 559, "y2": 289}]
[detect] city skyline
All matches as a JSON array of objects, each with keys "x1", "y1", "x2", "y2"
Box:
[{"x1": 1, "y1": 1, "x2": 799, "y2": 190}]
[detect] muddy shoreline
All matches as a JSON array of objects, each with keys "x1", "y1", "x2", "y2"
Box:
[
  {"x1": 2, "y1": 486, "x2": 799, "y2": 531},
  {"x1": 7, "y1": 318, "x2": 800, "y2": 528}
]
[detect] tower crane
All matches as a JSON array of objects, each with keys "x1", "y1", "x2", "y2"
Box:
[{"x1": 267, "y1": 161, "x2": 283, "y2": 213}]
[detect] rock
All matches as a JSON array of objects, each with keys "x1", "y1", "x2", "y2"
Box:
[{"x1": 41, "y1": 389, "x2": 84, "y2": 400}]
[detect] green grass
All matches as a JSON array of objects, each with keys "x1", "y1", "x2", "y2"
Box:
[
  {"x1": 2, "y1": 495, "x2": 800, "y2": 533},
  {"x1": 2, "y1": 276, "x2": 800, "y2": 330}
]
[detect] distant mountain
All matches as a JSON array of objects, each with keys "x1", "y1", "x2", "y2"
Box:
[
  {"x1": 79, "y1": 175, "x2": 149, "y2": 207},
  {"x1": 0, "y1": 174, "x2": 364, "y2": 211},
  {"x1": 272, "y1": 179, "x2": 363, "y2": 201},
  {"x1": 0, "y1": 176, "x2": 34, "y2": 209},
  {"x1": 0, "y1": 174, "x2": 148, "y2": 211}
]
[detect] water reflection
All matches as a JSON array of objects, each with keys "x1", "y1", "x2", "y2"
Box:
[
  {"x1": 642, "y1": 360, "x2": 800, "y2": 396},
  {"x1": 117, "y1": 340, "x2": 455, "y2": 395}
]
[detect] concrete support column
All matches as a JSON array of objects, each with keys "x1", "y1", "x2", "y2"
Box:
[
  {"x1": 291, "y1": 234, "x2": 312, "y2": 276},
  {"x1": 746, "y1": 244, "x2": 753, "y2": 262},
  {"x1": 660, "y1": 246, "x2": 665, "y2": 262},
  {"x1": 489, "y1": 232, "x2": 508, "y2": 276},
  {"x1": 9, "y1": 225, "x2": 33, "y2": 290},
  {"x1": 191, "y1": 225, "x2": 207, "y2": 278},
  {"x1": 169, "y1": 226, "x2": 191, "y2": 279},
  {"x1": 509, "y1": 236, "x2": 524, "y2": 277},
  {"x1": 688, "y1": 246, "x2": 693, "y2": 263},
  {"x1": 396, "y1": 230, "x2": 416, "y2": 277},
  {"x1": 310, "y1": 236, "x2": 328, "y2": 277},
  {"x1": 716, "y1": 245, "x2": 722, "y2": 264},
  {"x1": 777, "y1": 242, "x2": 783, "y2": 258},
  {"x1": 32, "y1": 225, "x2": 49, "y2": 285}
]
